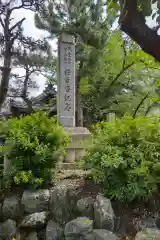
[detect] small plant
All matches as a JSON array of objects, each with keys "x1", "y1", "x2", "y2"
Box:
[
  {"x1": 1, "y1": 111, "x2": 68, "y2": 189},
  {"x1": 81, "y1": 115, "x2": 160, "y2": 202}
]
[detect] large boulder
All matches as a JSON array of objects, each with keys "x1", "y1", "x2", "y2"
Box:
[
  {"x1": 76, "y1": 197, "x2": 94, "y2": 219},
  {"x1": 65, "y1": 217, "x2": 93, "y2": 240},
  {"x1": 94, "y1": 195, "x2": 115, "y2": 231},
  {"x1": 25, "y1": 232, "x2": 38, "y2": 240},
  {"x1": 93, "y1": 229, "x2": 118, "y2": 240},
  {"x1": 46, "y1": 220, "x2": 64, "y2": 240},
  {"x1": 135, "y1": 228, "x2": 160, "y2": 240},
  {"x1": 21, "y1": 190, "x2": 50, "y2": 213},
  {"x1": 19, "y1": 211, "x2": 49, "y2": 229},
  {"x1": 50, "y1": 180, "x2": 80, "y2": 224},
  {"x1": 2, "y1": 196, "x2": 23, "y2": 219},
  {"x1": 0, "y1": 219, "x2": 16, "y2": 239}
]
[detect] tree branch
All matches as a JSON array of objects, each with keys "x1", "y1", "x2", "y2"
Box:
[
  {"x1": 145, "y1": 102, "x2": 159, "y2": 116},
  {"x1": 0, "y1": 17, "x2": 4, "y2": 28},
  {"x1": 10, "y1": 0, "x2": 33, "y2": 12},
  {"x1": 109, "y1": 61, "x2": 135, "y2": 88},
  {"x1": 132, "y1": 92, "x2": 149, "y2": 118},
  {"x1": 122, "y1": 39, "x2": 127, "y2": 69},
  {"x1": 20, "y1": 65, "x2": 33, "y2": 112},
  {"x1": 9, "y1": 18, "x2": 25, "y2": 32},
  {"x1": 107, "y1": 38, "x2": 135, "y2": 89},
  {"x1": 140, "y1": 60, "x2": 160, "y2": 71},
  {"x1": 119, "y1": 0, "x2": 160, "y2": 62},
  {"x1": 0, "y1": 1, "x2": 10, "y2": 15}
]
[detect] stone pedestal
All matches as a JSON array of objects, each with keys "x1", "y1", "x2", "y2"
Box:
[{"x1": 63, "y1": 127, "x2": 91, "y2": 163}]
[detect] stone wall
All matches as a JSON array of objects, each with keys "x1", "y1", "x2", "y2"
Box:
[{"x1": 0, "y1": 179, "x2": 160, "y2": 240}]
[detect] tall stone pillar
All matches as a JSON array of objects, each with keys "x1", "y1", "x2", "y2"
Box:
[{"x1": 57, "y1": 34, "x2": 91, "y2": 165}]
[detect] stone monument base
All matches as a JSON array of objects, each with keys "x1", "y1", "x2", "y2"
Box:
[{"x1": 62, "y1": 127, "x2": 91, "y2": 163}]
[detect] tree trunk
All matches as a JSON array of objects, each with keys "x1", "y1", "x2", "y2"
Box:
[
  {"x1": 76, "y1": 87, "x2": 83, "y2": 127},
  {"x1": 0, "y1": 52, "x2": 11, "y2": 110},
  {"x1": 119, "y1": 0, "x2": 160, "y2": 62},
  {"x1": 0, "y1": 10, "x2": 12, "y2": 111},
  {"x1": 23, "y1": 98, "x2": 33, "y2": 113},
  {"x1": 76, "y1": 63, "x2": 83, "y2": 127},
  {"x1": 22, "y1": 65, "x2": 33, "y2": 113}
]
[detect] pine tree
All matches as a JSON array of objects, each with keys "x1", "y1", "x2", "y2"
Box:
[
  {"x1": 0, "y1": 0, "x2": 50, "y2": 110},
  {"x1": 35, "y1": 0, "x2": 109, "y2": 126}
]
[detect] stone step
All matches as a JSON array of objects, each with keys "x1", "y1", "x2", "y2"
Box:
[
  {"x1": 55, "y1": 169, "x2": 91, "y2": 181},
  {"x1": 57, "y1": 162, "x2": 78, "y2": 170}
]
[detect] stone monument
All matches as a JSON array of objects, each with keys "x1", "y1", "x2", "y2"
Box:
[
  {"x1": 57, "y1": 33, "x2": 91, "y2": 165},
  {"x1": 107, "y1": 112, "x2": 116, "y2": 122}
]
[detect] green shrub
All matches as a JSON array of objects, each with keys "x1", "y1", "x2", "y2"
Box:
[
  {"x1": 81, "y1": 115, "x2": 160, "y2": 202},
  {"x1": 1, "y1": 111, "x2": 68, "y2": 189}
]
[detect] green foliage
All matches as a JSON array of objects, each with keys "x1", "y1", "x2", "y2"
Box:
[
  {"x1": 1, "y1": 111, "x2": 68, "y2": 189},
  {"x1": 35, "y1": 0, "x2": 108, "y2": 49},
  {"x1": 106, "y1": 0, "x2": 154, "y2": 18},
  {"x1": 106, "y1": 0, "x2": 160, "y2": 26},
  {"x1": 81, "y1": 30, "x2": 160, "y2": 125},
  {"x1": 34, "y1": 0, "x2": 160, "y2": 126},
  {"x1": 81, "y1": 115, "x2": 160, "y2": 202}
]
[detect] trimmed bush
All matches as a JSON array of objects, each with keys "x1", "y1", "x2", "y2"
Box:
[
  {"x1": 1, "y1": 111, "x2": 68, "y2": 189},
  {"x1": 81, "y1": 115, "x2": 160, "y2": 202}
]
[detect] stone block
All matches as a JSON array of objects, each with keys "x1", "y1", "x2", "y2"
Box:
[
  {"x1": 0, "y1": 219, "x2": 16, "y2": 239},
  {"x1": 93, "y1": 229, "x2": 118, "y2": 240},
  {"x1": 64, "y1": 127, "x2": 91, "y2": 162},
  {"x1": 2, "y1": 196, "x2": 23, "y2": 220},
  {"x1": 19, "y1": 211, "x2": 49, "y2": 228},
  {"x1": 46, "y1": 220, "x2": 64, "y2": 240},
  {"x1": 26, "y1": 232, "x2": 38, "y2": 240},
  {"x1": 76, "y1": 197, "x2": 94, "y2": 219},
  {"x1": 65, "y1": 217, "x2": 93, "y2": 240},
  {"x1": 94, "y1": 195, "x2": 115, "y2": 231},
  {"x1": 50, "y1": 180, "x2": 80, "y2": 224},
  {"x1": 21, "y1": 189, "x2": 50, "y2": 213}
]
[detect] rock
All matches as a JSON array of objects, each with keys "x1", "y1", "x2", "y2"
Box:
[
  {"x1": 84, "y1": 234, "x2": 95, "y2": 240},
  {"x1": 2, "y1": 196, "x2": 23, "y2": 220},
  {"x1": 0, "y1": 219, "x2": 16, "y2": 239},
  {"x1": 46, "y1": 220, "x2": 64, "y2": 240},
  {"x1": 26, "y1": 232, "x2": 38, "y2": 240},
  {"x1": 0, "y1": 203, "x2": 2, "y2": 219},
  {"x1": 135, "y1": 228, "x2": 160, "y2": 239},
  {"x1": 15, "y1": 232, "x2": 23, "y2": 240},
  {"x1": 38, "y1": 229, "x2": 46, "y2": 240},
  {"x1": 156, "y1": 218, "x2": 160, "y2": 229},
  {"x1": 16, "y1": 232, "x2": 29, "y2": 240},
  {"x1": 65, "y1": 217, "x2": 93, "y2": 240},
  {"x1": 77, "y1": 197, "x2": 94, "y2": 218},
  {"x1": 140, "y1": 217, "x2": 157, "y2": 230},
  {"x1": 93, "y1": 229, "x2": 118, "y2": 240},
  {"x1": 50, "y1": 180, "x2": 80, "y2": 224},
  {"x1": 113, "y1": 216, "x2": 128, "y2": 237},
  {"x1": 94, "y1": 195, "x2": 114, "y2": 231},
  {"x1": 22, "y1": 189, "x2": 50, "y2": 213},
  {"x1": 19, "y1": 211, "x2": 49, "y2": 228}
]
